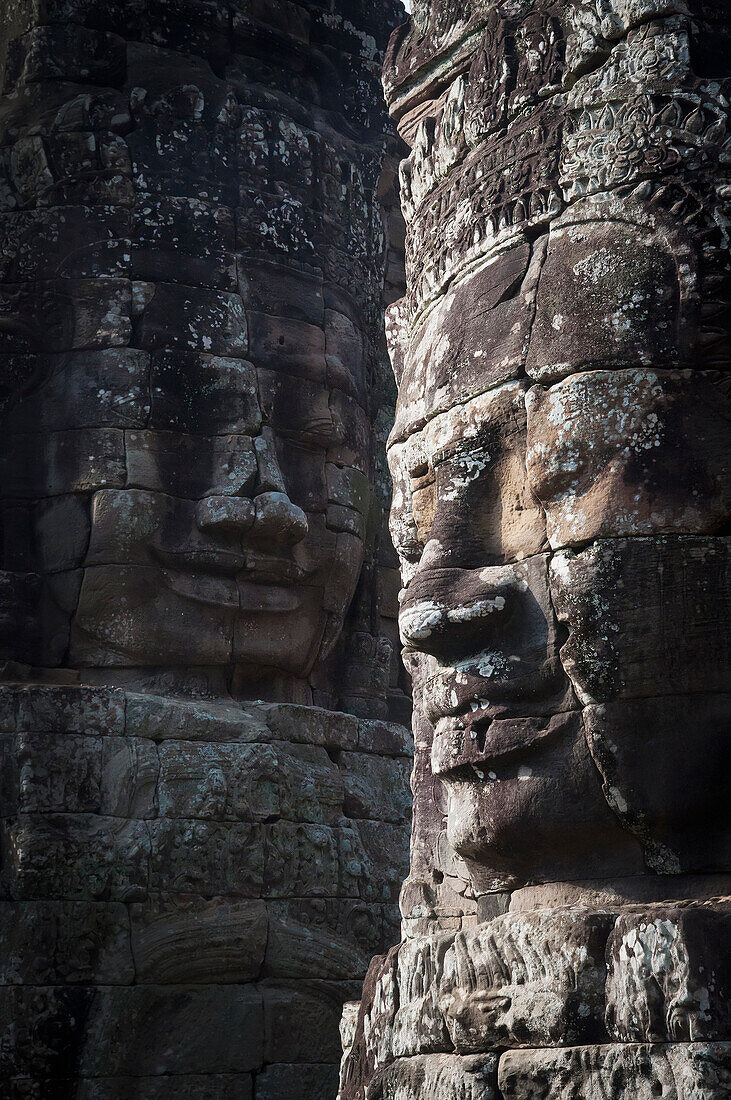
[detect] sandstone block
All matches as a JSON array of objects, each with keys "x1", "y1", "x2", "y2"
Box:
[
  {"x1": 369, "y1": 1053, "x2": 499, "y2": 1100},
  {"x1": 262, "y1": 979, "x2": 361, "y2": 1064},
  {"x1": 125, "y1": 693, "x2": 270, "y2": 744},
  {"x1": 3, "y1": 428, "x2": 126, "y2": 497},
  {"x1": 393, "y1": 245, "x2": 535, "y2": 440},
  {"x1": 149, "y1": 352, "x2": 260, "y2": 435},
  {"x1": 257, "y1": 1064, "x2": 338, "y2": 1100},
  {"x1": 439, "y1": 910, "x2": 613, "y2": 1053},
  {"x1": 0, "y1": 205, "x2": 131, "y2": 283},
  {"x1": 0, "y1": 899, "x2": 133, "y2": 985},
  {"x1": 264, "y1": 901, "x2": 376, "y2": 981},
  {"x1": 125, "y1": 429, "x2": 257, "y2": 498},
  {"x1": 136, "y1": 283, "x2": 247, "y2": 356},
  {"x1": 5, "y1": 814, "x2": 150, "y2": 901},
  {"x1": 8, "y1": 349, "x2": 150, "y2": 433},
  {"x1": 339, "y1": 751, "x2": 412, "y2": 823},
  {"x1": 606, "y1": 902, "x2": 731, "y2": 1043},
  {"x1": 549, "y1": 537, "x2": 730, "y2": 704},
  {"x1": 0, "y1": 278, "x2": 131, "y2": 353},
  {"x1": 130, "y1": 896, "x2": 268, "y2": 984},
  {"x1": 75, "y1": 1076, "x2": 253, "y2": 1100},
  {"x1": 257, "y1": 368, "x2": 334, "y2": 449},
  {"x1": 357, "y1": 718, "x2": 413, "y2": 757},
  {"x1": 148, "y1": 819, "x2": 263, "y2": 898},
  {"x1": 71, "y1": 564, "x2": 235, "y2": 667},
  {"x1": 0, "y1": 684, "x2": 125, "y2": 736},
  {"x1": 584, "y1": 695, "x2": 731, "y2": 874},
  {"x1": 527, "y1": 370, "x2": 730, "y2": 547},
  {"x1": 497, "y1": 1042, "x2": 731, "y2": 1099},
  {"x1": 245, "y1": 261, "x2": 324, "y2": 326},
  {"x1": 157, "y1": 741, "x2": 280, "y2": 822},
  {"x1": 264, "y1": 821, "x2": 339, "y2": 898},
  {"x1": 247, "y1": 311, "x2": 326, "y2": 382},
  {"x1": 131, "y1": 197, "x2": 236, "y2": 289},
  {"x1": 79, "y1": 986, "x2": 264, "y2": 1077},
  {"x1": 525, "y1": 218, "x2": 696, "y2": 383},
  {"x1": 393, "y1": 935, "x2": 452, "y2": 1058},
  {"x1": 262, "y1": 702, "x2": 358, "y2": 751}
]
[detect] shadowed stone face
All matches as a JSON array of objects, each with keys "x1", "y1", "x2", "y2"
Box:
[
  {"x1": 0, "y1": 34, "x2": 395, "y2": 684},
  {"x1": 66, "y1": 342, "x2": 369, "y2": 672}
]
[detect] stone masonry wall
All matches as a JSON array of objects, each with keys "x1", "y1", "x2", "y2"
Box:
[
  {"x1": 0, "y1": 0, "x2": 413, "y2": 1095},
  {"x1": 1, "y1": 683, "x2": 411, "y2": 1096}
]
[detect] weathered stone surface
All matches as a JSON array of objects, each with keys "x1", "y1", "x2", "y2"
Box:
[
  {"x1": 550, "y1": 537, "x2": 730, "y2": 705},
  {"x1": 257, "y1": 1064, "x2": 338, "y2": 1100},
  {"x1": 264, "y1": 900, "x2": 378, "y2": 981},
  {"x1": 370, "y1": 1054, "x2": 499, "y2": 1100},
  {"x1": 78, "y1": 986, "x2": 265, "y2": 1077},
  {"x1": 606, "y1": 902, "x2": 731, "y2": 1043},
  {"x1": 340, "y1": 751, "x2": 412, "y2": 824},
  {"x1": 527, "y1": 370, "x2": 731, "y2": 548},
  {"x1": 148, "y1": 818, "x2": 263, "y2": 898},
  {"x1": 584, "y1": 695, "x2": 730, "y2": 874},
  {"x1": 439, "y1": 910, "x2": 613, "y2": 1053},
  {"x1": 262, "y1": 979, "x2": 361, "y2": 1064},
  {"x1": 5, "y1": 814, "x2": 150, "y2": 901},
  {"x1": 497, "y1": 1042, "x2": 731, "y2": 1099},
  {"x1": 0, "y1": 900, "x2": 133, "y2": 985},
  {"x1": 75, "y1": 1077, "x2": 253, "y2": 1100},
  {"x1": 129, "y1": 896, "x2": 268, "y2": 984},
  {"x1": 342, "y1": 0, "x2": 731, "y2": 1096}
]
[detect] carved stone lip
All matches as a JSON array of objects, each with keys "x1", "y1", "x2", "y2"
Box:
[
  {"x1": 152, "y1": 546, "x2": 247, "y2": 574},
  {"x1": 431, "y1": 712, "x2": 568, "y2": 778},
  {"x1": 152, "y1": 549, "x2": 307, "y2": 585},
  {"x1": 240, "y1": 555, "x2": 308, "y2": 585},
  {"x1": 422, "y1": 663, "x2": 554, "y2": 726}
]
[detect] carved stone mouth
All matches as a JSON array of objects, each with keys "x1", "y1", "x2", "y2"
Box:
[
  {"x1": 422, "y1": 660, "x2": 553, "y2": 726},
  {"x1": 152, "y1": 549, "x2": 307, "y2": 585},
  {"x1": 152, "y1": 547, "x2": 247, "y2": 574},
  {"x1": 241, "y1": 555, "x2": 307, "y2": 585},
  {"x1": 431, "y1": 711, "x2": 574, "y2": 780}
]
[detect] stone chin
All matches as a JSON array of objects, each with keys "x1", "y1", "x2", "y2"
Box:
[{"x1": 435, "y1": 709, "x2": 646, "y2": 892}]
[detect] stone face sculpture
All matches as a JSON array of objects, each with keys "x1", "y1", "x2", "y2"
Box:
[
  {"x1": 0, "y1": 0, "x2": 412, "y2": 1095},
  {"x1": 339, "y1": 1, "x2": 731, "y2": 1096}
]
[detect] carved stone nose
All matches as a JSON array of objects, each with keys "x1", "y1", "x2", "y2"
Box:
[
  {"x1": 252, "y1": 491, "x2": 308, "y2": 547},
  {"x1": 399, "y1": 565, "x2": 514, "y2": 657}
]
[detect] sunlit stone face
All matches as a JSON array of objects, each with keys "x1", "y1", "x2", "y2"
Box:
[{"x1": 388, "y1": 224, "x2": 730, "y2": 892}]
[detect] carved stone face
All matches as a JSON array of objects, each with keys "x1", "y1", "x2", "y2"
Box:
[
  {"x1": 2, "y1": 270, "x2": 371, "y2": 676},
  {"x1": 383, "y1": 0, "x2": 731, "y2": 903},
  {"x1": 388, "y1": 220, "x2": 729, "y2": 892},
  {"x1": 0, "y1": 30, "x2": 389, "y2": 683}
]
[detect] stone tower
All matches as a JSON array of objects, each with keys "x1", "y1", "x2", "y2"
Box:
[
  {"x1": 339, "y1": 1, "x2": 731, "y2": 1097},
  {"x1": 0, "y1": 0, "x2": 412, "y2": 1095}
]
